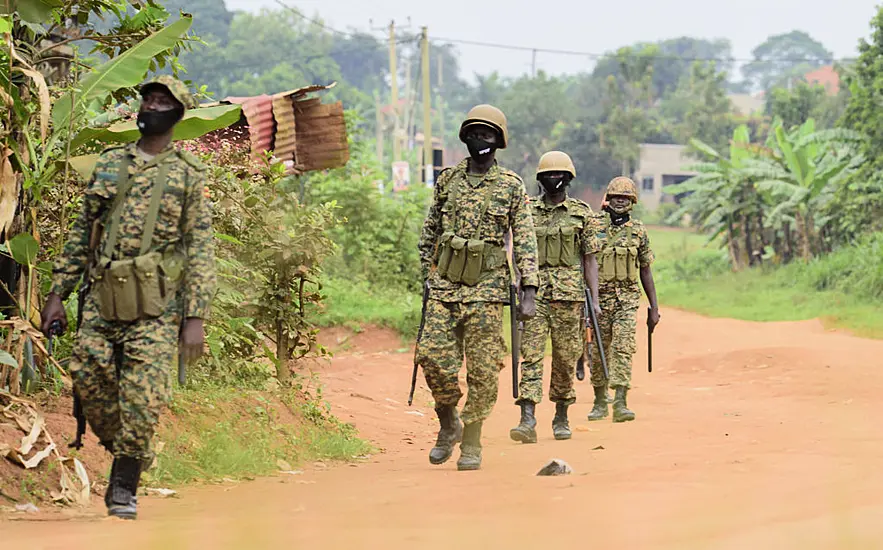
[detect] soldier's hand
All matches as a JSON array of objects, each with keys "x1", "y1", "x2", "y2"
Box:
[
  {"x1": 518, "y1": 286, "x2": 537, "y2": 320},
  {"x1": 593, "y1": 302, "x2": 602, "y2": 318},
  {"x1": 40, "y1": 293, "x2": 68, "y2": 337},
  {"x1": 648, "y1": 307, "x2": 661, "y2": 332},
  {"x1": 179, "y1": 318, "x2": 205, "y2": 364}
]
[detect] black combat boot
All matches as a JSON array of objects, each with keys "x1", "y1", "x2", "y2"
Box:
[
  {"x1": 509, "y1": 401, "x2": 537, "y2": 444},
  {"x1": 612, "y1": 386, "x2": 636, "y2": 423},
  {"x1": 552, "y1": 402, "x2": 571, "y2": 440},
  {"x1": 429, "y1": 405, "x2": 462, "y2": 465},
  {"x1": 456, "y1": 421, "x2": 483, "y2": 471},
  {"x1": 587, "y1": 386, "x2": 609, "y2": 421},
  {"x1": 107, "y1": 456, "x2": 142, "y2": 519}
]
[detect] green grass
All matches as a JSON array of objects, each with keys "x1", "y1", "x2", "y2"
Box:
[
  {"x1": 148, "y1": 386, "x2": 373, "y2": 486},
  {"x1": 649, "y1": 227, "x2": 883, "y2": 338},
  {"x1": 319, "y1": 277, "x2": 421, "y2": 338}
]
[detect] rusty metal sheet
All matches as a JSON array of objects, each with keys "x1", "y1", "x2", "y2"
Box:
[
  {"x1": 272, "y1": 95, "x2": 296, "y2": 163},
  {"x1": 224, "y1": 95, "x2": 274, "y2": 154},
  {"x1": 293, "y1": 99, "x2": 349, "y2": 171}
]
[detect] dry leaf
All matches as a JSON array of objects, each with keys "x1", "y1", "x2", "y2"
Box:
[
  {"x1": 21, "y1": 442, "x2": 54, "y2": 469},
  {"x1": 276, "y1": 459, "x2": 292, "y2": 471},
  {"x1": 72, "y1": 458, "x2": 90, "y2": 505},
  {"x1": 0, "y1": 442, "x2": 10, "y2": 458},
  {"x1": 18, "y1": 415, "x2": 44, "y2": 456},
  {"x1": 0, "y1": 148, "x2": 16, "y2": 238}
]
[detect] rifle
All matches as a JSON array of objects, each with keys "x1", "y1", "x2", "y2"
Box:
[
  {"x1": 69, "y1": 280, "x2": 89, "y2": 450},
  {"x1": 408, "y1": 283, "x2": 431, "y2": 406},
  {"x1": 509, "y1": 282, "x2": 520, "y2": 399},
  {"x1": 585, "y1": 289, "x2": 608, "y2": 380},
  {"x1": 647, "y1": 306, "x2": 654, "y2": 373},
  {"x1": 575, "y1": 296, "x2": 593, "y2": 381}
]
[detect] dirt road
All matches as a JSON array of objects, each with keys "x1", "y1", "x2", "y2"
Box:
[{"x1": 4, "y1": 308, "x2": 883, "y2": 549}]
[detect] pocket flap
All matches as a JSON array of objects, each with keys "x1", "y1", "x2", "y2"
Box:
[
  {"x1": 560, "y1": 225, "x2": 576, "y2": 236},
  {"x1": 450, "y1": 236, "x2": 468, "y2": 250},
  {"x1": 467, "y1": 239, "x2": 485, "y2": 253}
]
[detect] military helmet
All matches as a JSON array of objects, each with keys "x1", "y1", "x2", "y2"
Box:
[
  {"x1": 459, "y1": 104, "x2": 508, "y2": 149},
  {"x1": 536, "y1": 151, "x2": 576, "y2": 178},
  {"x1": 140, "y1": 75, "x2": 197, "y2": 111},
  {"x1": 605, "y1": 176, "x2": 639, "y2": 203}
]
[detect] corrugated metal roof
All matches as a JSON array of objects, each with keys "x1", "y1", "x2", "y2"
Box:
[{"x1": 200, "y1": 83, "x2": 348, "y2": 172}]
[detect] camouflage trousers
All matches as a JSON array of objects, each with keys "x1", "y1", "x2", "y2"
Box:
[
  {"x1": 416, "y1": 299, "x2": 505, "y2": 426},
  {"x1": 517, "y1": 299, "x2": 582, "y2": 406},
  {"x1": 590, "y1": 292, "x2": 638, "y2": 389},
  {"x1": 69, "y1": 293, "x2": 179, "y2": 462}
]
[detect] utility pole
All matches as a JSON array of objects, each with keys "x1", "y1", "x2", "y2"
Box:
[
  {"x1": 388, "y1": 21, "x2": 400, "y2": 161},
  {"x1": 437, "y1": 51, "x2": 444, "y2": 165},
  {"x1": 421, "y1": 26, "x2": 432, "y2": 185}
]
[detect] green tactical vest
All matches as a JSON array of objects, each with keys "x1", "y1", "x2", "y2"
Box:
[
  {"x1": 599, "y1": 220, "x2": 640, "y2": 283},
  {"x1": 433, "y1": 173, "x2": 507, "y2": 286},
  {"x1": 535, "y1": 202, "x2": 583, "y2": 268},
  {"x1": 91, "y1": 152, "x2": 186, "y2": 322}
]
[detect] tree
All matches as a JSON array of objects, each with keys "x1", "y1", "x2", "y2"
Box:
[
  {"x1": 662, "y1": 61, "x2": 734, "y2": 154},
  {"x1": 765, "y1": 80, "x2": 829, "y2": 130},
  {"x1": 593, "y1": 37, "x2": 734, "y2": 98},
  {"x1": 598, "y1": 45, "x2": 659, "y2": 176},
  {"x1": 742, "y1": 119, "x2": 864, "y2": 259},
  {"x1": 741, "y1": 31, "x2": 833, "y2": 92}
]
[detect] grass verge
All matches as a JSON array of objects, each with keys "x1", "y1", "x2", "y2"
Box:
[
  {"x1": 318, "y1": 277, "x2": 421, "y2": 338},
  {"x1": 147, "y1": 385, "x2": 373, "y2": 486},
  {"x1": 650, "y1": 227, "x2": 883, "y2": 338}
]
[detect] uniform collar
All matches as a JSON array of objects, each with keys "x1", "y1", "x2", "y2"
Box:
[
  {"x1": 536, "y1": 193, "x2": 570, "y2": 211},
  {"x1": 461, "y1": 158, "x2": 500, "y2": 187},
  {"x1": 127, "y1": 141, "x2": 176, "y2": 168}
]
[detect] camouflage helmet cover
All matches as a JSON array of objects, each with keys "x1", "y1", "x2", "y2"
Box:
[
  {"x1": 605, "y1": 176, "x2": 638, "y2": 203},
  {"x1": 140, "y1": 75, "x2": 197, "y2": 110},
  {"x1": 459, "y1": 104, "x2": 509, "y2": 149},
  {"x1": 536, "y1": 150, "x2": 576, "y2": 178}
]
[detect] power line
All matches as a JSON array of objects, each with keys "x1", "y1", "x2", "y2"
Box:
[{"x1": 428, "y1": 35, "x2": 849, "y2": 64}]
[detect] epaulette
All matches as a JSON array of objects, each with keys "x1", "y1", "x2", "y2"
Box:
[
  {"x1": 98, "y1": 144, "x2": 127, "y2": 157},
  {"x1": 500, "y1": 168, "x2": 524, "y2": 183},
  {"x1": 568, "y1": 197, "x2": 594, "y2": 213},
  {"x1": 176, "y1": 150, "x2": 207, "y2": 171}
]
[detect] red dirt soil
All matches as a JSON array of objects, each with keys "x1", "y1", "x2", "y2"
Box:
[{"x1": 3, "y1": 309, "x2": 883, "y2": 549}]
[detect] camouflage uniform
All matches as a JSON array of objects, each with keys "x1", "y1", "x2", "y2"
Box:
[
  {"x1": 51, "y1": 142, "x2": 215, "y2": 462},
  {"x1": 517, "y1": 196, "x2": 597, "y2": 406},
  {"x1": 589, "y1": 215, "x2": 654, "y2": 389},
  {"x1": 417, "y1": 159, "x2": 538, "y2": 426}
]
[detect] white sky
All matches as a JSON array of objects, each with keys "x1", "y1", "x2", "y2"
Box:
[{"x1": 226, "y1": 0, "x2": 881, "y2": 78}]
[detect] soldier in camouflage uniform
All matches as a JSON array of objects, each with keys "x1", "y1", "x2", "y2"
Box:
[
  {"x1": 510, "y1": 151, "x2": 600, "y2": 443},
  {"x1": 416, "y1": 104, "x2": 538, "y2": 471},
  {"x1": 587, "y1": 177, "x2": 659, "y2": 423},
  {"x1": 41, "y1": 76, "x2": 215, "y2": 519}
]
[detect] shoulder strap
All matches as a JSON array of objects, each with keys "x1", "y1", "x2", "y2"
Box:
[
  {"x1": 139, "y1": 162, "x2": 170, "y2": 256},
  {"x1": 472, "y1": 180, "x2": 498, "y2": 240},
  {"x1": 101, "y1": 155, "x2": 134, "y2": 258}
]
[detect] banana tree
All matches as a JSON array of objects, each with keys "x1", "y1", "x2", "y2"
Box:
[
  {"x1": 0, "y1": 4, "x2": 241, "y2": 323},
  {"x1": 665, "y1": 124, "x2": 759, "y2": 269},
  {"x1": 741, "y1": 118, "x2": 864, "y2": 260}
]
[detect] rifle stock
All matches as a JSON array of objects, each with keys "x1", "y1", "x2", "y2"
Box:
[
  {"x1": 647, "y1": 306, "x2": 654, "y2": 373},
  {"x1": 509, "y1": 283, "x2": 519, "y2": 399},
  {"x1": 585, "y1": 289, "x2": 608, "y2": 380},
  {"x1": 408, "y1": 283, "x2": 431, "y2": 406}
]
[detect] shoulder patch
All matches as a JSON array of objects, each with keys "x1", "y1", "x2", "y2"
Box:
[{"x1": 177, "y1": 150, "x2": 207, "y2": 171}]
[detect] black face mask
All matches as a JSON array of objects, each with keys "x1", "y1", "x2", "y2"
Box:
[
  {"x1": 137, "y1": 108, "x2": 183, "y2": 136},
  {"x1": 604, "y1": 205, "x2": 630, "y2": 226},
  {"x1": 465, "y1": 136, "x2": 496, "y2": 162},
  {"x1": 539, "y1": 174, "x2": 569, "y2": 195}
]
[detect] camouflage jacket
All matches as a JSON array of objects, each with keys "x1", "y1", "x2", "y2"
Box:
[
  {"x1": 51, "y1": 142, "x2": 216, "y2": 319},
  {"x1": 531, "y1": 194, "x2": 599, "y2": 302},
  {"x1": 595, "y1": 212, "x2": 654, "y2": 306},
  {"x1": 418, "y1": 159, "x2": 538, "y2": 303}
]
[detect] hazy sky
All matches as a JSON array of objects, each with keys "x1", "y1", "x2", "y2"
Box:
[{"x1": 225, "y1": 0, "x2": 881, "y2": 78}]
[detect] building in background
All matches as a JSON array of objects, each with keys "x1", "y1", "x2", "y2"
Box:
[{"x1": 632, "y1": 144, "x2": 698, "y2": 212}]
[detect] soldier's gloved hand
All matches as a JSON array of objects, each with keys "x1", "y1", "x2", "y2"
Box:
[
  {"x1": 518, "y1": 286, "x2": 537, "y2": 320},
  {"x1": 40, "y1": 293, "x2": 68, "y2": 337},
  {"x1": 593, "y1": 301, "x2": 602, "y2": 318},
  {"x1": 179, "y1": 318, "x2": 205, "y2": 364}
]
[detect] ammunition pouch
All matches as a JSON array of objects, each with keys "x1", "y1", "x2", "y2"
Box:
[
  {"x1": 537, "y1": 224, "x2": 580, "y2": 268},
  {"x1": 93, "y1": 248, "x2": 185, "y2": 322},
  {"x1": 600, "y1": 225, "x2": 640, "y2": 283},
  {"x1": 435, "y1": 232, "x2": 505, "y2": 286}
]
